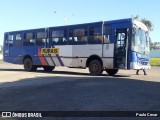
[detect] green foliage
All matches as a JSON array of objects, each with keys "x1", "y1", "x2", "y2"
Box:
[
  {"x1": 141, "y1": 18, "x2": 154, "y2": 31},
  {"x1": 132, "y1": 15, "x2": 154, "y2": 32},
  {"x1": 150, "y1": 58, "x2": 160, "y2": 66}
]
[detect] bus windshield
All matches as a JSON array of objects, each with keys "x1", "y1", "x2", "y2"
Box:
[{"x1": 132, "y1": 27, "x2": 150, "y2": 55}]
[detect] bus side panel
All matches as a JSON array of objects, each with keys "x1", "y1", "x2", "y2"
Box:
[
  {"x1": 22, "y1": 46, "x2": 41, "y2": 65},
  {"x1": 72, "y1": 44, "x2": 102, "y2": 68},
  {"x1": 3, "y1": 46, "x2": 12, "y2": 63},
  {"x1": 102, "y1": 43, "x2": 114, "y2": 68},
  {"x1": 102, "y1": 58, "x2": 114, "y2": 68},
  {"x1": 52, "y1": 45, "x2": 72, "y2": 67},
  {"x1": 53, "y1": 45, "x2": 102, "y2": 68},
  {"x1": 72, "y1": 45, "x2": 89, "y2": 68},
  {"x1": 9, "y1": 46, "x2": 23, "y2": 64},
  {"x1": 54, "y1": 45, "x2": 87, "y2": 68},
  {"x1": 87, "y1": 45, "x2": 102, "y2": 57}
]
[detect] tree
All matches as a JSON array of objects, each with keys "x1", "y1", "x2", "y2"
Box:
[
  {"x1": 141, "y1": 18, "x2": 154, "y2": 31},
  {"x1": 132, "y1": 15, "x2": 154, "y2": 32},
  {"x1": 132, "y1": 15, "x2": 154, "y2": 50}
]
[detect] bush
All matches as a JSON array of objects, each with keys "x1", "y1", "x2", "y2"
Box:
[{"x1": 150, "y1": 58, "x2": 160, "y2": 66}]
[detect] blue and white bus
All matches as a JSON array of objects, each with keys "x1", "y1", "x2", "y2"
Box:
[{"x1": 3, "y1": 18, "x2": 151, "y2": 76}]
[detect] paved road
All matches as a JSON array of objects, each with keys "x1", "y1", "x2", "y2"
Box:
[{"x1": 0, "y1": 62, "x2": 160, "y2": 120}]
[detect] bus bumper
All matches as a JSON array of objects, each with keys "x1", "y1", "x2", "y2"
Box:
[{"x1": 130, "y1": 62, "x2": 151, "y2": 70}]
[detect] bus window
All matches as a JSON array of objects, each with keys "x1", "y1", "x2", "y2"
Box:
[
  {"x1": 73, "y1": 29, "x2": 87, "y2": 45},
  {"x1": 88, "y1": 26, "x2": 102, "y2": 44},
  {"x1": 68, "y1": 29, "x2": 76, "y2": 45},
  {"x1": 36, "y1": 32, "x2": 45, "y2": 46},
  {"x1": 103, "y1": 25, "x2": 111, "y2": 44},
  {"x1": 15, "y1": 34, "x2": 22, "y2": 46},
  {"x1": 52, "y1": 30, "x2": 67, "y2": 45},
  {"x1": 116, "y1": 32, "x2": 126, "y2": 50},
  {"x1": 23, "y1": 32, "x2": 35, "y2": 46},
  {"x1": 4, "y1": 34, "x2": 8, "y2": 46},
  {"x1": 8, "y1": 34, "x2": 14, "y2": 47}
]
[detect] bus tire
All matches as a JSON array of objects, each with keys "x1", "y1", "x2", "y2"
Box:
[
  {"x1": 105, "y1": 69, "x2": 119, "y2": 76},
  {"x1": 43, "y1": 66, "x2": 55, "y2": 71},
  {"x1": 89, "y1": 59, "x2": 103, "y2": 76},
  {"x1": 24, "y1": 58, "x2": 37, "y2": 71}
]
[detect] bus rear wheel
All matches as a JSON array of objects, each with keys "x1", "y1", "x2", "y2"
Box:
[
  {"x1": 43, "y1": 66, "x2": 55, "y2": 72},
  {"x1": 89, "y1": 59, "x2": 103, "y2": 76},
  {"x1": 105, "y1": 69, "x2": 119, "y2": 76},
  {"x1": 24, "y1": 58, "x2": 37, "y2": 71}
]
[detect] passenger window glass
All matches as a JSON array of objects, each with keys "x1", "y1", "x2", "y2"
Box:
[
  {"x1": 36, "y1": 32, "x2": 45, "y2": 46},
  {"x1": 73, "y1": 29, "x2": 87, "y2": 45},
  {"x1": 103, "y1": 26, "x2": 111, "y2": 44},
  {"x1": 88, "y1": 26, "x2": 102, "y2": 44},
  {"x1": 23, "y1": 32, "x2": 35, "y2": 46},
  {"x1": 52, "y1": 30, "x2": 67, "y2": 45},
  {"x1": 68, "y1": 29, "x2": 75, "y2": 44},
  {"x1": 15, "y1": 34, "x2": 22, "y2": 46},
  {"x1": 8, "y1": 35, "x2": 14, "y2": 47},
  {"x1": 116, "y1": 32, "x2": 126, "y2": 50},
  {"x1": 5, "y1": 34, "x2": 8, "y2": 46}
]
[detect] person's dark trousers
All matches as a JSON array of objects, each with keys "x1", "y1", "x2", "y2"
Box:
[
  {"x1": 143, "y1": 69, "x2": 147, "y2": 75},
  {"x1": 136, "y1": 70, "x2": 139, "y2": 75},
  {"x1": 136, "y1": 69, "x2": 147, "y2": 75}
]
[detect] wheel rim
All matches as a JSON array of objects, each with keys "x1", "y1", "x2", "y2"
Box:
[{"x1": 91, "y1": 63, "x2": 99, "y2": 73}]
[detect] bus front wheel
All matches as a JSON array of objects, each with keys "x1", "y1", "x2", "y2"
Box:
[
  {"x1": 89, "y1": 59, "x2": 103, "y2": 76},
  {"x1": 43, "y1": 66, "x2": 55, "y2": 71},
  {"x1": 24, "y1": 58, "x2": 37, "y2": 71},
  {"x1": 105, "y1": 69, "x2": 119, "y2": 76}
]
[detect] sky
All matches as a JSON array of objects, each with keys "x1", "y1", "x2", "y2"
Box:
[{"x1": 0, "y1": 0, "x2": 160, "y2": 45}]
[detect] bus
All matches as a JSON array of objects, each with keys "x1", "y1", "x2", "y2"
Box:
[{"x1": 3, "y1": 18, "x2": 151, "y2": 76}]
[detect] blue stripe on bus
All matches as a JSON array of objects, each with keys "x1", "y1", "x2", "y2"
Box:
[
  {"x1": 56, "y1": 54, "x2": 64, "y2": 66},
  {"x1": 51, "y1": 45, "x2": 64, "y2": 66},
  {"x1": 50, "y1": 55, "x2": 56, "y2": 66}
]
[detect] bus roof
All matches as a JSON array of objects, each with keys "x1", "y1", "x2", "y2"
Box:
[
  {"x1": 5, "y1": 21, "x2": 103, "y2": 34},
  {"x1": 4, "y1": 18, "x2": 148, "y2": 34},
  {"x1": 104, "y1": 18, "x2": 133, "y2": 24}
]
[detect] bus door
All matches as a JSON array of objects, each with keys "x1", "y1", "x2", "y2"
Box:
[
  {"x1": 11, "y1": 33, "x2": 22, "y2": 64},
  {"x1": 3, "y1": 33, "x2": 9, "y2": 57},
  {"x1": 3, "y1": 33, "x2": 14, "y2": 62},
  {"x1": 114, "y1": 28, "x2": 128, "y2": 69},
  {"x1": 4, "y1": 33, "x2": 14, "y2": 56}
]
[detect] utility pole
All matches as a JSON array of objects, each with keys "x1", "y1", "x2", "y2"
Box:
[{"x1": 53, "y1": 11, "x2": 75, "y2": 25}]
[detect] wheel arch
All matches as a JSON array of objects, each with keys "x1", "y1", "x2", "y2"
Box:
[
  {"x1": 86, "y1": 55, "x2": 103, "y2": 67},
  {"x1": 23, "y1": 55, "x2": 32, "y2": 63}
]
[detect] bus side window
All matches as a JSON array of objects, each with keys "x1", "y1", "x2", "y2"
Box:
[
  {"x1": 36, "y1": 32, "x2": 45, "y2": 46},
  {"x1": 8, "y1": 34, "x2": 14, "y2": 47},
  {"x1": 52, "y1": 30, "x2": 67, "y2": 45},
  {"x1": 23, "y1": 32, "x2": 35, "y2": 46},
  {"x1": 15, "y1": 34, "x2": 22, "y2": 46},
  {"x1": 5, "y1": 34, "x2": 8, "y2": 46},
  {"x1": 68, "y1": 29, "x2": 76, "y2": 45},
  {"x1": 73, "y1": 28, "x2": 87, "y2": 45},
  {"x1": 116, "y1": 32, "x2": 126, "y2": 50},
  {"x1": 103, "y1": 25, "x2": 111, "y2": 44},
  {"x1": 88, "y1": 26, "x2": 102, "y2": 44}
]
